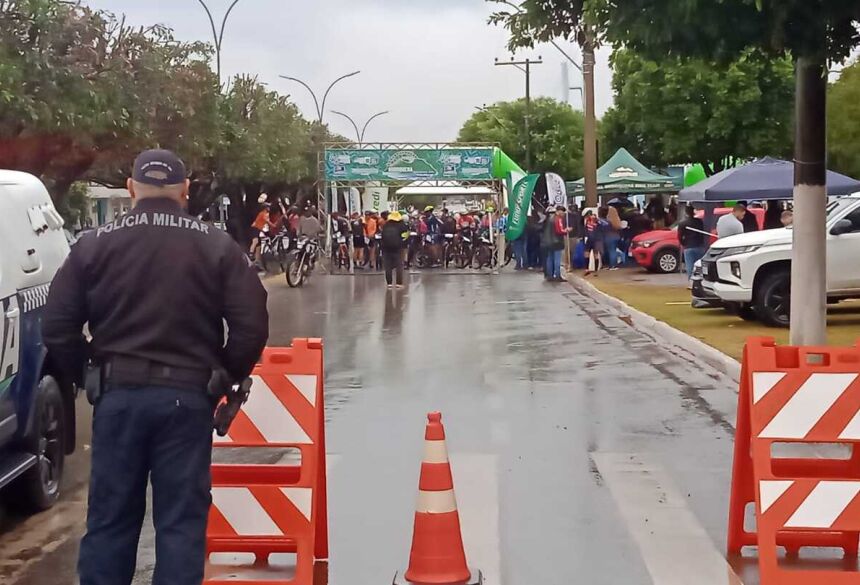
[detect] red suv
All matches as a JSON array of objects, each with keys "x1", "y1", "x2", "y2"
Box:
[{"x1": 631, "y1": 208, "x2": 765, "y2": 273}]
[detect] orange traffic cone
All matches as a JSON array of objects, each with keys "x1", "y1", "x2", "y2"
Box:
[{"x1": 394, "y1": 412, "x2": 482, "y2": 585}]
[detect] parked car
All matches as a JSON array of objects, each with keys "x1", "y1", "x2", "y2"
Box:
[
  {"x1": 631, "y1": 207, "x2": 766, "y2": 273},
  {"x1": 0, "y1": 171, "x2": 76, "y2": 512},
  {"x1": 691, "y1": 260, "x2": 722, "y2": 309},
  {"x1": 701, "y1": 194, "x2": 860, "y2": 327}
]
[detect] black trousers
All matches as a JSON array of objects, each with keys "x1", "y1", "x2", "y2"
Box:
[
  {"x1": 383, "y1": 249, "x2": 404, "y2": 285},
  {"x1": 78, "y1": 386, "x2": 214, "y2": 585}
]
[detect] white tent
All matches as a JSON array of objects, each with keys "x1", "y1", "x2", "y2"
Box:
[{"x1": 395, "y1": 181, "x2": 496, "y2": 198}]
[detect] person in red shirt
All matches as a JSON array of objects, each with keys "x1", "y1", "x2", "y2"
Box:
[{"x1": 547, "y1": 206, "x2": 571, "y2": 282}]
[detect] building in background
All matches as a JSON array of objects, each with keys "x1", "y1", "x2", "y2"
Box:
[{"x1": 86, "y1": 185, "x2": 132, "y2": 227}]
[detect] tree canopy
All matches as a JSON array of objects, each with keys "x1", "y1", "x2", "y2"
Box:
[
  {"x1": 828, "y1": 60, "x2": 860, "y2": 181},
  {"x1": 0, "y1": 0, "x2": 328, "y2": 232},
  {"x1": 489, "y1": 1, "x2": 860, "y2": 62},
  {"x1": 601, "y1": 48, "x2": 794, "y2": 174},
  {"x1": 0, "y1": 0, "x2": 221, "y2": 195},
  {"x1": 457, "y1": 97, "x2": 585, "y2": 179}
]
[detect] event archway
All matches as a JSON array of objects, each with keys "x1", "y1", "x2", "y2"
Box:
[{"x1": 319, "y1": 142, "x2": 520, "y2": 273}]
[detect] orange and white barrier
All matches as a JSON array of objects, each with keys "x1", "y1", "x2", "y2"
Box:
[
  {"x1": 728, "y1": 338, "x2": 860, "y2": 584},
  {"x1": 205, "y1": 339, "x2": 328, "y2": 585},
  {"x1": 395, "y1": 412, "x2": 482, "y2": 585}
]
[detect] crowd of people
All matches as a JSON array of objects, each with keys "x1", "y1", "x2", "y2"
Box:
[
  {"x1": 508, "y1": 194, "x2": 795, "y2": 282},
  {"x1": 240, "y1": 191, "x2": 796, "y2": 288},
  {"x1": 247, "y1": 198, "x2": 324, "y2": 268},
  {"x1": 331, "y1": 206, "x2": 504, "y2": 271}
]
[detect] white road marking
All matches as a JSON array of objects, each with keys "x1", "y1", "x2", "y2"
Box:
[
  {"x1": 450, "y1": 454, "x2": 501, "y2": 585},
  {"x1": 593, "y1": 452, "x2": 744, "y2": 585}
]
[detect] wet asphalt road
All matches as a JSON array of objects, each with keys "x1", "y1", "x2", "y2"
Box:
[{"x1": 1, "y1": 271, "x2": 750, "y2": 585}]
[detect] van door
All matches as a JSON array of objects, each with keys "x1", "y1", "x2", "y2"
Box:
[
  {"x1": 827, "y1": 204, "x2": 860, "y2": 292},
  {"x1": 0, "y1": 231, "x2": 20, "y2": 442}
]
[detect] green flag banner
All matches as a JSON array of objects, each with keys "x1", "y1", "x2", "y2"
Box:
[{"x1": 506, "y1": 174, "x2": 540, "y2": 241}]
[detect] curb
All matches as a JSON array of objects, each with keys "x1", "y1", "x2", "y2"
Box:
[{"x1": 567, "y1": 272, "x2": 742, "y2": 383}]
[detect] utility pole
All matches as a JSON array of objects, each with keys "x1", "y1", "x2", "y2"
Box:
[
  {"x1": 582, "y1": 31, "x2": 598, "y2": 208},
  {"x1": 330, "y1": 110, "x2": 390, "y2": 146},
  {"x1": 495, "y1": 56, "x2": 543, "y2": 171},
  {"x1": 790, "y1": 56, "x2": 829, "y2": 345}
]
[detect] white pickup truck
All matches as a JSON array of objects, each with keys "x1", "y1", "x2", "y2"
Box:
[{"x1": 701, "y1": 193, "x2": 860, "y2": 327}]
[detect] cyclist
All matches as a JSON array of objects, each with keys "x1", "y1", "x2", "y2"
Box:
[
  {"x1": 249, "y1": 202, "x2": 272, "y2": 268},
  {"x1": 298, "y1": 207, "x2": 324, "y2": 240},
  {"x1": 441, "y1": 208, "x2": 457, "y2": 236},
  {"x1": 375, "y1": 211, "x2": 389, "y2": 270},
  {"x1": 350, "y1": 212, "x2": 366, "y2": 267},
  {"x1": 423, "y1": 206, "x2": 441, "y2": 265},
  {"x1": 287, "y1": 206, "x2": 301, "y2": 238},
  {"x1": 331, "y1": 211, "x2": 349, "y2": 267},
  {"x1": 406, "y1": 211, "x2": 421, "y2": 268},
  {"x1": 364, "y1": 211, "x2": 379, "y2": 268}
]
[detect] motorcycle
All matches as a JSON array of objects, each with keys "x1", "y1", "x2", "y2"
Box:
[{"x1": 285, "y1": 238, "x2": 319, "y2": 288}]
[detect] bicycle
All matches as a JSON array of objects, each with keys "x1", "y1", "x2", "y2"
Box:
[
  {"x1": 259, "y1": 230, "x2": 291, "y2": 273},
  {"x1": 332, "y1": 233, "x2": 351, "y2": 272},
  {"x1": 441, "y1": 233, "x2": 456, "y2": 268},
  {"x1": 471, "y1": 232, "x2": 513, "y2": 270}
]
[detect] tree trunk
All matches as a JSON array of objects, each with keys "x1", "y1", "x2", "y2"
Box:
[{"x1": 790, "y1": 55, "x2": 828, "y2": 346}]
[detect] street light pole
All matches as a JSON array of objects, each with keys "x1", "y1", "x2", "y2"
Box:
[
  {"x1": 279, "y1": 71, "x2": 361, "y2": 124},
  {"x1": 194, "y1": 0, "x2": 243, "y2": 84},
  {"x1": 495, "y1": 56, "x2": 543, "y2": 171},
  {"x1": 280, "y1": 71, "x2": 361, "y2": 262},
  {"x1": 330, "y1": 110, "x2": 390, "y2": 145}
]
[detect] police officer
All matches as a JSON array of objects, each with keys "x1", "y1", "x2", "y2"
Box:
[{"x1": 42, "y1": 150, "x2": 269, "y2": 585}]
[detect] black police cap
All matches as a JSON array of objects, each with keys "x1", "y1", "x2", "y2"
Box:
[{"x1": 132, "y1": 149, "x2": 187, "y2": 186}]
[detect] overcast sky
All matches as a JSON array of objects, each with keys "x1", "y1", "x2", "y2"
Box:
[{"x1": 84, "y1": 0, "x2": 614, "y2": 143}]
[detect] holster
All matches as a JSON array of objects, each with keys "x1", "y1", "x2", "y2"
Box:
[{"x1": 84, "y1": 363, "x2": 104, "y2": 406}]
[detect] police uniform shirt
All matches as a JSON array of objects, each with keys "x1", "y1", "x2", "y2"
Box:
[{"x1": 43, "y1": 197, "x2": 269, "y2": 384}]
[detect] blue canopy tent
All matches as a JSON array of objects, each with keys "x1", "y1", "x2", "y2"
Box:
[{"x1": 679, "y1": 157, "x2": 860, "y2": 201}]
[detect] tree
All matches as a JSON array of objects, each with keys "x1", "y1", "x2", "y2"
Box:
[
  {"x1": 828, "y1": 60, "x2": 860, "y2": 181},
  {"x1": 489, "y1": 0, "x2": 860, "y2": 345},
  {"x1": 0, "y1": 0, "x2": 220, "y2": 199},
  {"x1": 0, "y1": 0, "x2": 340, "y2": 249},
  {"x1": 458, "y1": 97, "x2": 585, "y2": 179},
  {"x1": 603, "y1": 48, "x2": 794, "y2": 174}
]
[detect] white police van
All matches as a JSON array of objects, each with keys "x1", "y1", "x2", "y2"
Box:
[{"x1": 0, "y1": 171, "x2": 75, "y2": 511}]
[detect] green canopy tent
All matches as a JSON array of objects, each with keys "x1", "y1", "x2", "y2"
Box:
[{"x1": 567, "y1": 148, "x2": 678, "y2": 195}]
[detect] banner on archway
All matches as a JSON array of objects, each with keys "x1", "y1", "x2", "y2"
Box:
[{"x1": 325, "y1": 148, "x2": 494, "y2": 182}]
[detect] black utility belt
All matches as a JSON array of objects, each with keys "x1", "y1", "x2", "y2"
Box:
[{"x1": 86, "y1": 356, "x2": 213, "y2": 406}]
